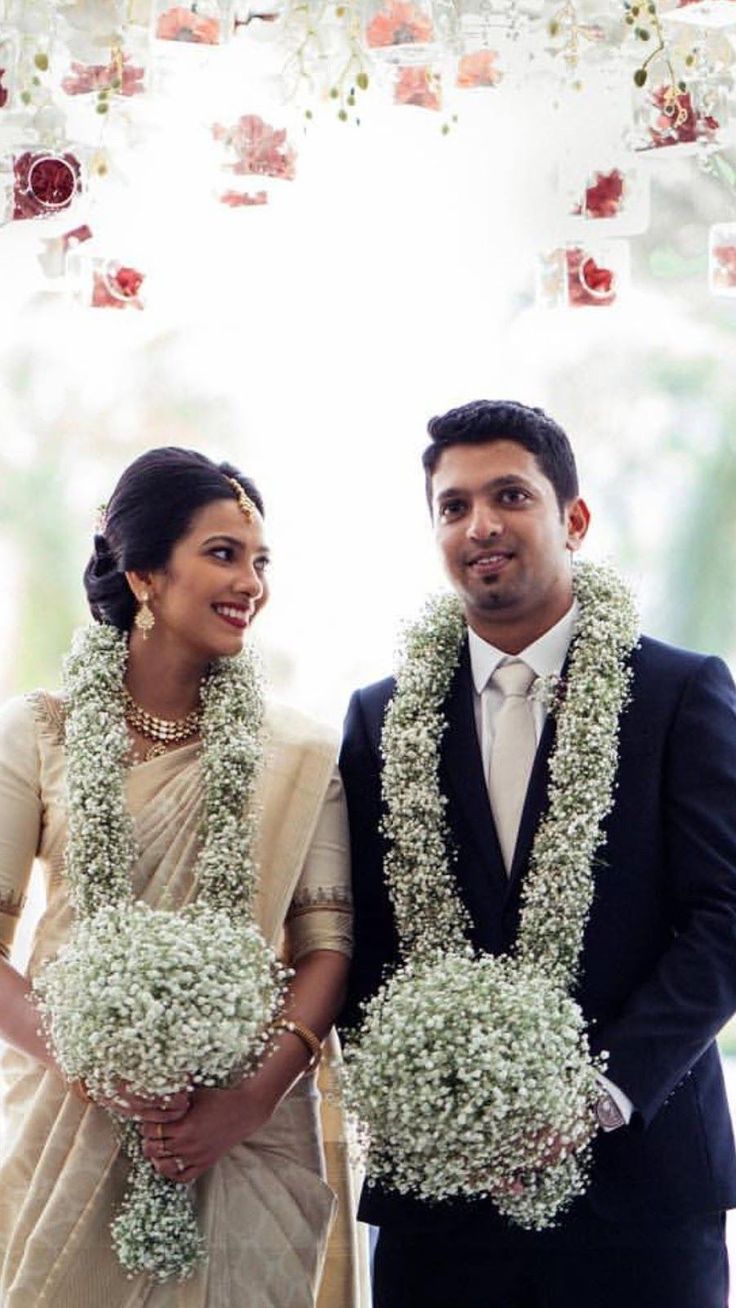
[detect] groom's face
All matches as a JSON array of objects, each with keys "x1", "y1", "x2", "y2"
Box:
[{"x1": 431, "y1": 439, "x2": 589, "y2": 651}]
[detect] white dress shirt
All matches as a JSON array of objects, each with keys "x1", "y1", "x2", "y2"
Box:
[{"x1": 467, "y1": 601, "x2": 633, "y2": 1129}]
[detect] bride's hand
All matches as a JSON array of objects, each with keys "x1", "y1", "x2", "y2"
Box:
[{"x1": 139, "y1": 1081, "x2": 274, "y2": 1183}]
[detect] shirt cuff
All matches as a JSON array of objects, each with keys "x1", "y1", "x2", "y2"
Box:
[{"x1": 596, "y1": 1072, "x2": 634, "y2": 1128}]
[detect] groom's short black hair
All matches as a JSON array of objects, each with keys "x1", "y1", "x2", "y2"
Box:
[{"x1": 422, "y1": 400, "x2": 579, "y2": 514}]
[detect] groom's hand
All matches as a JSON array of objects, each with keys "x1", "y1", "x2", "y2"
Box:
[{"x1": 494, "y1": 1128, "x2": 581, "y2": 1197}]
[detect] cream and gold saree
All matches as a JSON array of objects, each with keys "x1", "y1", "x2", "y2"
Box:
[{"x1": 0, "y1": 691, "x2": 363, "y2": 1308}]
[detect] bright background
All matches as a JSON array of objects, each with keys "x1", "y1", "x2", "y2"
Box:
[{"x1": 3, "y1": 18, "x2": 736, "y2": 1293}]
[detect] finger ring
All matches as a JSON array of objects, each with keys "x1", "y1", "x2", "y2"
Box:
[
  {"x1": 175, "y1": 1157, "x2": 186, "y2": 1173},
  {"x1": 155, "y1": 1122, "x2": 164, "y2": 1141}
]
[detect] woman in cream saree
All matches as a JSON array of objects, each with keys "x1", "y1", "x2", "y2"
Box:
[{"x1": 0, "y1": 449, "x2": 361, "y2": 1308}]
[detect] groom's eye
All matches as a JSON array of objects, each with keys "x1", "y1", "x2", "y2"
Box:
[{"x1": 439, "y1": 499, "x2": 466, "y2": 520}]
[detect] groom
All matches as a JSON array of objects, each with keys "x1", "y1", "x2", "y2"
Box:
[{"x1": 340, "y1": 399, "x2": 736, "y2": 1307}]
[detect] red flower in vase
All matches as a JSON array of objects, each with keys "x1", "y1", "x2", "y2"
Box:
[
  {"x1": 63, "y1": 224, "x2": 93, "y2": 251},
  {"x1": 13, "y1": 151, "x2": 81, "y2": 221},
  {"x1": 156, "y1": 5, "x2": 221, "y2": 43},
  {"x1": 713, "y1": 244, "x2": 736, "y2": 289},
  {"x1": 566, "y1": 247, "x2": 616, "y2": 306},
  {"x1": 220, "y1": 189, "x2": 268, "y2": 206},
  {"x1": 92, "y1": 264, "x2": 145, "y2": 309},
  {"x1": 394, "y1": 65, "x2": 442, "y2": 110},
  {"x1": 456, "y1": 50, "x2": 502, "y2": 89},
  {"x1": 366, "y1": 0, "x2": 434, "y2": 48},
  {"x1": 575, "y1": 169, "x2": 625, "y2": 219},
  {"x1": 0, "y1": 69, "x2": 8, "y2": 109},
  {"x1": 649, "y1": 86, "x2": 719, "y2": 147},
  {"x1": 62, "y1": 55, "x2": 145, "y2": 97},
  {"x1": 213, "y1": 116, "x2": 296, "y2": 181}
]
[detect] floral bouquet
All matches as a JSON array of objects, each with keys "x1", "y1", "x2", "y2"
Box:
[
  {"x1": 343, "y1": 952, "x2": 601, "y2": 1228},
  {"x1": 35, "y1": 899, "x2": 288, "y2": 1280}
]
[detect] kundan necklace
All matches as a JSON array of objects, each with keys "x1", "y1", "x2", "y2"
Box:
[{"x1": 122, "y1": 687, "x2": 202, "y2": 760}]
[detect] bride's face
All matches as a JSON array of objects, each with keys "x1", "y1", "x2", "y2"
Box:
[{"x1": 136, "y1": 498, "x2": 271, "y2": 662}]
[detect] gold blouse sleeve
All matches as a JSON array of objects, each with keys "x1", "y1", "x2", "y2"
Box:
[
  {"x1": 285, "y1": 769, "x2": 353, "y2": 964},
  {"x1": 0, "y1": 695, "x2": 42, "y2": 960}
]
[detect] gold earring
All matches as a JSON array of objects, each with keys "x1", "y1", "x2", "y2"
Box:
[{"x1": 134, "y1": 593, "x2": 155, "y2": 639}]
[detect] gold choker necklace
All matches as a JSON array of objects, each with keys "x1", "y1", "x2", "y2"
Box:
[{"x1": 123, "y1": 689, "x2": 202, "y2": 761}]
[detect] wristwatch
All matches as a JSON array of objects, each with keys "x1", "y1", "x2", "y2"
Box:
[{"x1": 595, "y1": 1090, "x2": 626, "y2": 1132}]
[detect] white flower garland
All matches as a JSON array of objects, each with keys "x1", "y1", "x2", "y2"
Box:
[
  {"x1": 34, "y1": 622, "x2": 289, "y2": 1282},
  {"x1": 344, "y1": 560, "x2": 639, "y2": 1229},
  {"x1": 61, "y1": 621, "x2": 266, "y2": 918}
]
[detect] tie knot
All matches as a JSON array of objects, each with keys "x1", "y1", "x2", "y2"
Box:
[{"x1": 491, "y1": 660, "x2": 535, "y2": 699}]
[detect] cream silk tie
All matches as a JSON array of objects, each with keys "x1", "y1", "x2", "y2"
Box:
[{"x1": 488, "y1": 660, "x2": 537, "y2": 874}]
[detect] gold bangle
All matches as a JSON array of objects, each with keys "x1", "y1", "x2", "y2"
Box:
[
  {"x1": 273, "y1": 1019, "x2": 323, "y2": 1069},
  {"x1": 68, "y1": 1076, "x2": 93, "y2": 1104}
]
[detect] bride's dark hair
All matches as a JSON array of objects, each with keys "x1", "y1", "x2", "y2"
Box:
[{"x1": 83, "y1": 447, "x2": 264, "y2": 633}]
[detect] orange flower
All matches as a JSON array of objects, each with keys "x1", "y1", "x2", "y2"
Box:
[
  {"x1": 366, "y1": 0, "x2": 433, "y2": 48},
  {"x1": 394, "y1": 65, "x2": 441, "y2": 110},
  {"x1": 456, "y1": 50, "x2": 502, "y2": 89},
  {"x1": 156, "y1": 6, "x2": 221, "y2": 44}
]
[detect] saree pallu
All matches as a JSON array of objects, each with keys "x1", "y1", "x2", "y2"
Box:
[{"x1": 0, "y1": 693, "x2": 364, "y2": 1308}]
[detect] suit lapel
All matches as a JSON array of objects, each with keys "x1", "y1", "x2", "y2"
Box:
[
  {"x1": 507, "y1": 712, "x2": 556, "y2": 886},
  {"x1": 441, "y1": 642, "x2": 507, "y2": 887},
  {"x1": 507, "y1": 653, "x2": 571, "y2": 886}
]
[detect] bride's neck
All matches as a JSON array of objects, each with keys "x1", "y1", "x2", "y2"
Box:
[{"x1": 125, "y1": 633, "x2": 208, "y2": 717}]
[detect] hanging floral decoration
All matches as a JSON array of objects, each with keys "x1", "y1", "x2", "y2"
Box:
[
  {"x1": 456, "y1": 49, "x2": 502, "y2": 89},
  {"x1": 576, "y1": 169, "x2": 625, "y2": 220},
  {"x1": 213, "y1": 114, "x2": 297, "y2": 181},
  {"x1": 394, "y1": 63, "x2": 441, "y2": 109},
  {"x1": 156, "y1": 4, "x2": 222, "y2": 43},
  {"x1": 0, "y1": 0, "x2": 735, "y2": 298}
]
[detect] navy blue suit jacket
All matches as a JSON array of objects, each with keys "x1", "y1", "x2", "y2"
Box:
[{"x1": 339, "y1": 636, "x2": 736, "y2": 1229}]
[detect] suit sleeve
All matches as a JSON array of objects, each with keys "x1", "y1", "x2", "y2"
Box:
[
  {"x1": 338, "y1": 689, "x2": 399, "y2": 1034},
  {"x1": 591, "y1": 655, "x2": 736, "y2": 1128}
]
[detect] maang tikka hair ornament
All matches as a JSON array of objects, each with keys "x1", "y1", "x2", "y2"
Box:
[{"x1": 226, "y1": 477, "x2": 257, "y2": 522}]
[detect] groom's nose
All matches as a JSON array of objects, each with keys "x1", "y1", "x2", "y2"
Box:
[{"x1": 467, "y1": 500, "x2": 503, "y2": 540}]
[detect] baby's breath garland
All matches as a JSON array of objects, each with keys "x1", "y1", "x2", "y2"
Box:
[
  {"x1": 344, "y1": 561, "x2": 639, "y2": 1229},
  {"x1": 34, "y1": 622, "x2": 289, "y2": 1282}
]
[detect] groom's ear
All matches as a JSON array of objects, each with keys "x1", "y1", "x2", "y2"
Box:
[{"x1": 565, "y1": 497, "x2": 590, "y2": 552}]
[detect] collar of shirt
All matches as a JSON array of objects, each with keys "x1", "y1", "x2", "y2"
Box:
[{"x1": 468, "y1": 599, "x2": 580, "y2": 695}]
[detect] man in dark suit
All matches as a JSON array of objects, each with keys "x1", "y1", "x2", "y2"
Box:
[{"x1": 339, "y1": 399, "x2": 736, "y2": 1307}]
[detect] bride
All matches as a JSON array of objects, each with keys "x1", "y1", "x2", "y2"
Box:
[{"x1": 0, "y1": 447, "x2": 356, "y2": 1308}]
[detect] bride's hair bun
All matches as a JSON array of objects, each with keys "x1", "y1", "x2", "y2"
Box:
[
  {"x1": 91, "y1": 533, "x2": 116, "y2": 574},
  {"x1": 83, "y1": 533, "x2": 132, "y2": 629}
]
